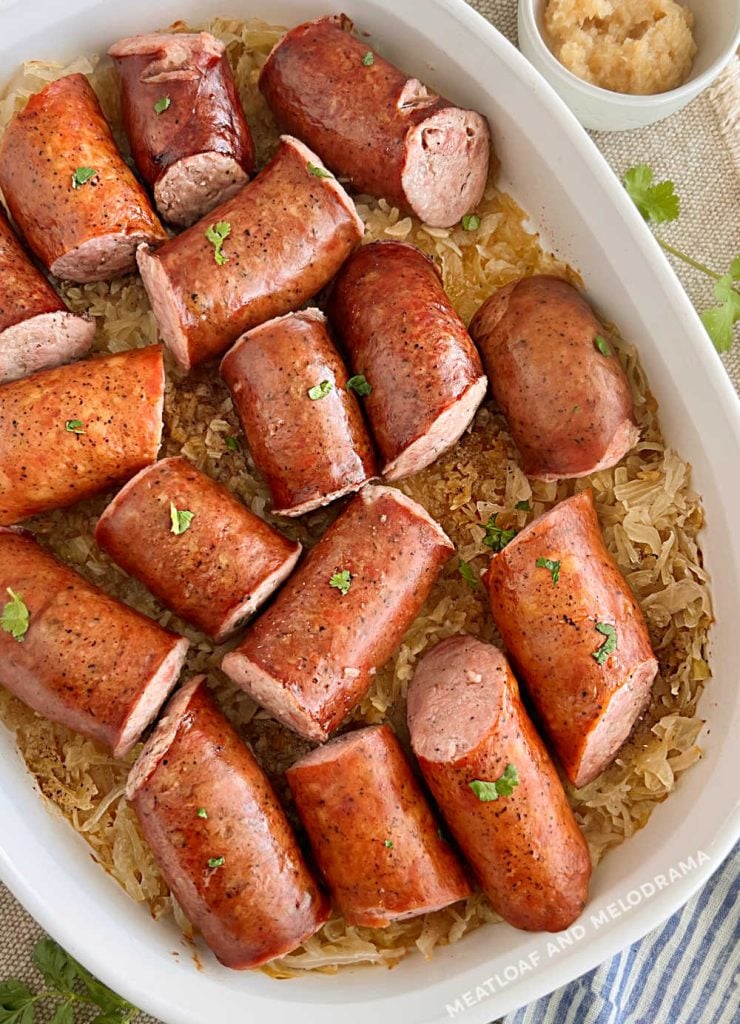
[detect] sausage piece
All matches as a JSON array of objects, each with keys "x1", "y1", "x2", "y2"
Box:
[
  {"x1": 0, "y1": 74, "x2": 166, "y2": 283},
  {"x1": 287, "y1": 724, "x2": 471, "y2": 927},
  {"x1": 95, "y1": 457, "x2": 301, "y2": 641},
  {"x1": 328, "y1": 241, "x2": 486, "y2": 480},
  {"x1": 137, "y1": 135, "x2": 364, "y2": 371},
  {"x1": 0, "y1": 527, "x2": 188, "y2": 757},
  {"x1": 482, "y1": 489, "x2": 658, "y2": 788},
  {"x1": 468, "y1": 276, "x2": 639, "y2": 481},
  {"x1": 109, "y1": 33, "x2": 255, "y2": 228},
  {"x1": 0, "y1": 346, "x2": 164, "y2": 526},
  {"x1": 408, "y1": 636, "x2": 592, "y2": 931},
  {"x1": 127, "y1": 676, "x2": 329, "y2": 968},
  {"x1": 222, "y1": 485, "x2": 454, "y2": 742},
  {"x1": 0, "y1": 208, "x2": 95, "y2": 382},
  {"x1": 220, "y1": 309, "x2": 377, "y2": 516},
  {"x1": 259, "y1": 15, "x2": 490, "y2": 227}
]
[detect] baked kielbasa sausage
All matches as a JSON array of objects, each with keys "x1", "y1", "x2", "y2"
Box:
[
  {"x1": 408, "y1": 636, "x2": 592, "y2": 932},
  {"x1": 0, "y1": 527, "x2": 188, "y2": 757},
  {"x1": 137, "y1": 135, "x2": 364, "y2": 371},
  {"x1": 259, "y1": 15, "x2": 490, "y2": 228},
  {"x1": 95, "y1": 456, "x2": 301, "y2": 642},
  {"x1": 0, "y1": 346, "x2": 164, "y2": 526},
  {"x1": 220, "y1": 309, "x2": 377, "y2": 516},
  {"x1": 109, "y1": 32, "x2": 255, "y2": 228},
  {"x1": 483, "y1": 489, "x2": 658, "y2": 789},
  {"x1": 468, "y1": 276, "x2": 639, "y2": 481},
  {"x1": 287, "y1": 724, "x2": 471, "y2": 927},
  {"x1": 0, "y1": 208, "x2": 94, "y2": 383},
  {"x1": 127, "y1": 676, "x2": 329, "y2": 968},
  {"x1": 328, "y1": 240, "x2": 486, "y2": 480},
  {"x1": 0, "y1": 74, "x2": 166, "y2": 283},
  {"x1": 222, "y1": 485, "x2": 454, "y2": 742}
]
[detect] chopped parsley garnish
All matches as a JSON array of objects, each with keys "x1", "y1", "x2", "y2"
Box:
[
  {"x1": 307, "y1": 161, "x2": 333, "y2": 179},
  {"x1": 592, "y1": 622, "x2": 618, "y2": 665},
  {"x1": 65, "y1": 419, "x2": 85, "y2": 434},
  {"x1": 383, "y1": 839, "x2": 393, "y2": 848},
  {"x1": 515, "y1": 500, "x2": 531, "y2": 511},
  {"x1": 71, "y1": 167, "x2": 96, "y2": 189},
  {"x1": 535, "y1": 556, "x2": 560, "y2": 585},
  {"x1": 1, "y1": 587, "x2": 29, "y2": 643},
  {"x1": 196, "y1": 807, "x2": 208, "y2": 819},
  {"x1": 594, "y1": 334, "x2": 612, "y2": 356},
  {"x1": 482, "y1": 513, "x2": 517, "y2": 552},
  {"x1": 153, "y1": 95, "x2": 171, "y2": 114},
  {"x1": 329, "y1": 569, "x2": 352, "y2": 596},
  {"x1": 308, "y1": 380, "x2": 333, "y2": 400},
  {"x1": 207, "y1": 856, "x2": 225, "y2": 869},
  {"x1": 170, "y1": 501, "x2": 194, "y2": 535},
  {"x1": 469, "y1": 764, "x2": 519, "y2": 802},
  {"x1": 462, "y1": 214, "x2": 481, "y2": 231},
  {"x1": 205, "y1": 221, "x2": 231, "y2": 266},
  {"x1": 346, "y1": 374, "x2": 372, "y2": 396},
  {"x1": 458, "y1": 559, "x2": 477, "y2": 590},
  {"x1": 225, "y1": 435, "x2": 240, "y2": 451},
  {"x1": 362, "y1": 51, "x2": 374, "y2": 66}
]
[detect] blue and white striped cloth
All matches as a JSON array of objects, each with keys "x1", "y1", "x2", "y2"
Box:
[{"x1": 501, "y1": 843, "x2": 739, "y2": 1024}]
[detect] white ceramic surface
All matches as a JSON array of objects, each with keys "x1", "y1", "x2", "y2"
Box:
[
  {"x1": 1, "y1": 2, "x2": 739, "y2": 1023},
  {"x1": 519, "y1": 0, "x2": 740, "y2": 131}
]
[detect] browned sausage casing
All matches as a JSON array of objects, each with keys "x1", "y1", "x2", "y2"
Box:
[
  {"x1": 109, "y1": 33, "x2": 255, "y2": 228},
  {"x1": 287, "y1": 724, "x2": 471, "y2": 927},
  {"x1": 0, "y1": 74, "x2": 166, "y2": 283},
  {"x1": 0, "y1": 208, "x2": 94, "y2": 382},
  {"x1": 137, "y1": 135, "x2": 364, "y2": 371},
  {"x1": 483, "y1": 490, "x2": 658, "y2": 788},
  {"x1": 259, "y1": 15, "x2": 490, "y2": 227},
  {"x1": 0, "y1": 527, "x2": 188, "y2": 757},
  {"x1": 126, "y1": 676, "x2": 329, "y2": 968},
  {"x1": 408, "y1": 636, "x2": 592, "y2": 931},
  {"x1": 95, "y1": 457, "x2": 301, "y2": 642},
  {"x1": 222, "y1": 485, "x2": 454, "y2": 742},
  {"x1": 468, "y1": 276, "x2": 639, "y2": 481},
  {"x1": 0, "y1": 346, "x2": 165, "y2": 526},
  {"x1": 328, "y1": 241, "x2": 487, "y2": 480},
  {"x1": 220, "y1": 309, "x2": 377, "y2": 516}
]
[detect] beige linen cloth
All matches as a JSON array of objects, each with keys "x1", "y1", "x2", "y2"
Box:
[{"x1": 0, "y1": 1, "x2": 738, "y2": 1020}]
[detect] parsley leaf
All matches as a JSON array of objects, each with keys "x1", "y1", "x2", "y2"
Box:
[
  {"x1": 346, "y1": 374, "x2": 372, "y2": 396},
  {"x1": 383, "y1": 839, "x2": 393, "y2": 848},
  {"x1": 592, "y1": 622, "x2": 618, "y2": 665},
  {"x1": 458, "y1": 559, "x2": 477, "y2": 590},
  {"x1": 329, "y1": 569, "x2": 352, "y2": 596},
  {"x1": 71, "y1": 167, "x2": 96, "y2": 190},
  {"x1": 65, "y1": 419, "x2": 85, "y2": 434},
  {"x1": 224, "y1": 435, "x2": 240, "y2": 451},
  {"x1": 594, "y1": 334, "x2": 612, "y2": 356},
  {"x1": 153, "y1": 96, "x2": 171, "y2": 114},
  {"x1": 32, "y1": 942, "x2": 76, "y2": 993},
  {"x1": 623, "y1": 164, "x2": 679, "y2": 223},
  {"x1": 169, "y1": 502, "x2": 194, "y2": 535},
  {"x1": 515, "y1": 500, "x2": 531, "y2": 511},
  {"x1": 482, "y1": 513, "x2": 517, "y2": 552},
  {"x1": 461, "y1": 214, "x2": 481, "y2": 231},
  {"x1": 469, "y1": 764, "x2": 519, "y2": 802},
  {"x1": 208, "y1": 856, "x2": 225, "y2": 869},
  {"x1": 205, "y1": 221, "x2": 231, "y2": 266},
  {"x1": 196, "y1": 807, "x2": 208, "y2": 819},
  {"x1": 700, "y1": 272, "x2": 740, "y2": 353},
  {"x1": 362, "y1": 51, "x2": 374, "y2": 66},
  {"x1": 1, "y1": 588, "x2": 29, "y2": 643},
  {"x1": 307, "y1": 162, "x2": 333, "y2": 179},
  {"x1": 308, "y1": 380, "x2": 333, "y2": 400},
  {"x1": 535, "y1": 556, "x2": 560, "y2": 584}
]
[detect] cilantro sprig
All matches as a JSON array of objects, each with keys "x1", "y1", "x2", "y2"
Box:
[
  {"x1": 482, "y1": 513, "x2": 517, "y2": 553},
  {"x1": 0, "y1": 938, "x2": 138, "y2": 1024},
  {"x1": 1, "y1": 587, "x2": 29, "y2": 642},
  {"x1": 469, "y1": 764, "x2": 519, "y2": 802},
  {"x1": 205, "y1": 221, "x2": 231, "y2": 266},
  {"x1": 623, "y1": 164, "x2": 739, "y2": 352}
]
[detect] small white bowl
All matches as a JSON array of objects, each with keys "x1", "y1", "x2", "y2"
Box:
[{"x1": 518, "y1": 0, "x2": 740, "y2": 131}]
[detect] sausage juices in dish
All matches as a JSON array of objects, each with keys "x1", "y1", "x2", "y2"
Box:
[
  {"x1": 0, "y1": 346, "x2": 164, "y2": 526},
  {"x1": 137, "y1": 135, "x2": 364, "y2": 371},
  {"x1": 483, "y1": 489, "x2": 658, "y2": 789},
  {"x1": 220, "y1": 309, "x2": 377, "y2": 516},
  {"x1": 259, "y1": 15, "x2": 490, "y2": 228},
  {"x1": 109, "y1": 33, "x2": 255, "y2": 228},
  {"x1": 329, "y1": 241, "x2": 487, "y2": 480},
  {"x1": 408, "y1": 636, "x2": 591, "y2": 932},
  {"x1": 95, "y1": 457, "x2": 301, "y2": 642},
  {"x1": 0, "y1": 208, "x2": 94, "y2": 383},
  {"x1": 222, "y1": 485, "x2": 454, "y2": 742},
  {"x1": 127, "y1": 676, "x2": 329, "y2": 969},
  {"x1": 0, "y1": 528, "x2": 188, "y2": 757},
  {"x1": 287, "y1": 724, "x2": 471, "y2": 926},
  {"x1": 469, "y1": 275, "x2": 638, "y2": 481},
  {"x1": 0, "y1": 74, "x2": 166, "y2": 283}
]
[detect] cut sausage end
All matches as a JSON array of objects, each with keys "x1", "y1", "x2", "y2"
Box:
[
  {"x1": 51, "y1": 231, "x2": 164, "y2": 284},
  {"x1": 114, "y1": 636, "x2": 190, "y2": 760},
  {"x1": 363, "y1": 484, "x2": 454, "y2": 550},
  {"x1": 382, "y1": 375, "x2": 487, "y2": 480},
  {"x1": 280, "y1": 135, "x2": 365, "y2": 240},
  {"x1": 214, "y1": 542, "x2": 302, "y2": 643},
  {"x1": 402, "y1": 108, "x2": 490, "y2": 228},
  {"x1": 155, "y1": 154, "x2": 249, "y2": 228},
  {"x1": 272, "y1": 478, "x2": 375, "y2": 517},
  {"x1": 0, "y1": 311, "x2": 95, "y2": 383},
  {"x1": 109, "y1": 32, "x2": 224, "y2": 62},
  {"x1": 126, "y1": 674, "x2": 203, "y2": 800},
  {"x1": 137, "y1": 244, "x2": 193, "y2": 370}
]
